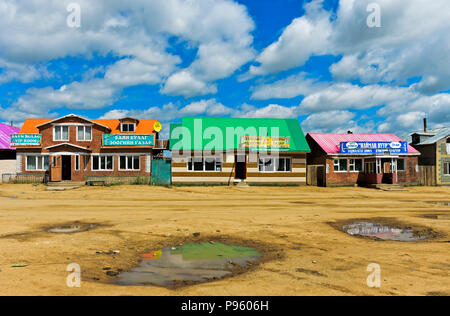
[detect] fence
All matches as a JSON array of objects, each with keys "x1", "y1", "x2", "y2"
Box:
[
  {"x1": 151, "y1": 159, "x2": 172, "y2": 186},
  {"x1": 85, "y1": 175, "x2": 151, "y2": 185},
  {"x1": 418, "y1": 166, "x2": 436, "y2": 186},
  {"x1": 1, "y1": 173, "x2": 48, "y2": 184}
]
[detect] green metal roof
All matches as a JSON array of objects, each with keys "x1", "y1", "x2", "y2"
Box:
[{"x1": 170, "y1": 117, "x2": 310, "y2": 152}]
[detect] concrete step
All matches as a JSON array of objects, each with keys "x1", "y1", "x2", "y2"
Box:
[
  {"x1": 46, "y1": 181, "x2": 85, "y2": 191},
  {"x1": 47, "y1": 181, "x2": 85, "y2": 187},
  {"x1": 368, "y1": 184, "x2": 408, "y2": 191},
  {"x1": 233, "y1": 180, "x2": 249, "y2": 188}
]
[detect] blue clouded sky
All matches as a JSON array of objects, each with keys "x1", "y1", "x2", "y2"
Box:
[{"x1": 0, "y1": 0, "x2": 449, "y2": 137}]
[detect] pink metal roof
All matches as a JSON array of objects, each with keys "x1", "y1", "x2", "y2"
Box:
[
  {"x1": 0, "y1": 123, "x2": 20, "y2": 150},
  {"x1": 308, "y1": 133, "x2": 420, "y2": 154}
]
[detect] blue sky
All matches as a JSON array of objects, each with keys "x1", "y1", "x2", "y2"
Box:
[{"x1": 0, "y1": 0, "x2": 449, "y2": 136}]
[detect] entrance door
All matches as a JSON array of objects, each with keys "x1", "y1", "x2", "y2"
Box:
[
  {"x1": 235, "y1": 155, "x2": 247, "y2": 180},
  {"x1": 61, "y1": 155, "x2": 72, "y2": 181},
  {"x1": 50, "y1": 155, "x2": 62, "y2": 182},
  {"x1": 382, "y1": 158, "x2": 393, "y2": 184}
]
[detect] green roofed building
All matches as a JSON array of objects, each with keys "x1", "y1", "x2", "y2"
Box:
[{"x1": 169, "y1": 117, "x2": 310, "y2": 185}]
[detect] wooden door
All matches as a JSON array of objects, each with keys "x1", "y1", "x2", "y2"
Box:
[{"x1": 50, "y1": 155, "x2": 62, "y2": 182}]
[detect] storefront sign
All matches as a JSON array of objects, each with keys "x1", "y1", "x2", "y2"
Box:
[
  {"x1": 340, "y1": 141, "x2": 408, "y2": 154},
  {"x1": 103, "y1": 134, "x2": 155, "y2": 146},
  {"x1": 241, "y1": 136, "x2": 290, "y2": 149},
  {"x1": 10, "y1": 134, "x2": 41, "y2": 146}
]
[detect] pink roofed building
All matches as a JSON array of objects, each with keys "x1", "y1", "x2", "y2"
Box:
[
  {"x1": 0, "y1": 122, "x2": 20, "y2": 155},
  {"x1": 0, "y1": 123, "x2": 20, "y2": 182},
  {"x1": 306, "y1": 132, "x2": 420, "y2": 187}
]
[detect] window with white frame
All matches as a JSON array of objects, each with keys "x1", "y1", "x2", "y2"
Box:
[
  {"x1": 54, "y1": 126, "x2": 69, "y2": 141},
  {"x1": 334, "y1": 159, "x2": 348, "y2": 172},
  {"x1": 258, "y1": 157, "x2": 292, "y2": 172},
  {"x1": 444, "y1": 162, "x2": 450, "y2": 175},
  {"x1": 92, "y1": 156, "x2": 113, "y2": 171},
  {"x1": 397, "y1": 159, "x2": 406, "y2": 171},
  {"x1": 187, "y1": 157, "x2": 222, "y2": 172},
  {"x1": 119, "y1": 156, "x2": 140, "y2": 171},
  {"x1": 77, "y1": 126, "x2": 92, "y2": 141},
  {"x1": 121, "y1": 123, "x2": 136, "y2": 133},
  {"x1": 349, "y1": 159, "x2": 363, "y2": 172},
  {"x1": 26, "y1": 156, "x2": 49, "y2": 171},
  {"x1": 446, "y1": 138, "x2": 450, "y2": 155}
]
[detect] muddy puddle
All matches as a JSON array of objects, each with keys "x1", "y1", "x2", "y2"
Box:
[
  {"x1": 342, "y1": 222, "x2": 427, "y2": 241},
  {"x1": 115, "y1": 242, "x2": 261, "y2": 287},
  {"x1": 422, "y1": 214, "x2": 450, "y2": 220},
  {"x1": 47, "y1": 223, "x2": 97, "y2": 234}
]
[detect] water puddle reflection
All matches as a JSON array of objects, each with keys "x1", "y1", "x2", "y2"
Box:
[
  {"x1": 116, "y1": 242, "x2": 261, "y2": 287},
  {"x1": 343, "y1": 222, "x2": 427, "y2": 242}
]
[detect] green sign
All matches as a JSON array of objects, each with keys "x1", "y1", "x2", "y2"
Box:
[
  {"x1": 11, "y1": 134, "x2": 41, "y2": 146},
  {"x1": 103, "y1": 134, "x2": 155, "y2": 146}
]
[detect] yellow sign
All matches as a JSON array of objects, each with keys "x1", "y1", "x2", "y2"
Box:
[
  {"x1": 241, "y1": 136, "x2": 290, "y2": 149},
  {"x1": 154, "y1": 121, "x2": 162, "y2": 132}
]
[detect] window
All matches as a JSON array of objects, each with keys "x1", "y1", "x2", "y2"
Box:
[
  {"x1": 397, "y1": 159, "x2": 406, "y2": 171},
  {"x1": 54, "y1": 126, "x2": 69, "y2": 141},
  {"x1": 349, "y1": 159, "x2": 363, "y2": 172},
  {"x1": 92, "y1": 156, "x2": 114, "y2": 171},
  {"x1": 334, "y1": 159, "x2": 348, "y2": 172},
  {"x1": 121, "y1": 123, "x2": 136, "y2": 133},
  {"x1": 75, "y1": 155, "x2": 80, "y2": 171},
  {"x1": 187, "y1": 158, "x2": 222, "y2": 172},
  {"x1": 119, "y1": 156, "x2": 140, "y2": 170},
  {"x1": 365, "y1": 162, "x2": 376, "y2": 174},
  {"x1": 26, "y1": 156, "x2": 49, "y2": 171},
  {"x1": 77, "y1": 126, "x2": 92, "y2": 141},
  {"x1": 258, "y1": 157, "x2": 292, "y2": 173},
  {"x1": 444, "y1": 162, "x2": 450, "y2": 175},
  {"x1": 446, "y1": 138, "x2": 450, "y2": 155}
]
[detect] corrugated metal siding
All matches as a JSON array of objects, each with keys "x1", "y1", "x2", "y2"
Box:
[{"x1": 0, "y1": 123, "x2": 20, "y2": 150}]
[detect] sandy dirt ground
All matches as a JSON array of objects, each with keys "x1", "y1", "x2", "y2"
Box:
[{"x1": 0, "y1": 184, "x2": 449, "y2": 296}]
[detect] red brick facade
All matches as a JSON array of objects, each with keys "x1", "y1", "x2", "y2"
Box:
[
  {"x1": 322, "y1": 156, "x2": 419, "y2": 186},
  {"x1": 15, "y1": 115, "x2": 161, "y2": 182}
]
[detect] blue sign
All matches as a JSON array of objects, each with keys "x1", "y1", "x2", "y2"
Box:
[
  {"x1": 11, "y1": 134, "x2": 41, "y2": 146},
  {"x1": 340, "y1": 141, "x2": 408, "y2": 154},
  {"x1": 103, "y1": 134, "x2": 155, "y2": 146}
]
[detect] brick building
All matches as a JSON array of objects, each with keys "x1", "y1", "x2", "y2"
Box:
[
  {"x1": 13, "y1": 114, "x2": 165, "y2": 183},
  {"x1": 306, "y1": 133, "x2": 420, "y2": 187}
]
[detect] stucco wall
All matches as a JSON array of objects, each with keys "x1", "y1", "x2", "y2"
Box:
[{"x1": 0, "y1": 160, "x2": 17, "y2": 182}]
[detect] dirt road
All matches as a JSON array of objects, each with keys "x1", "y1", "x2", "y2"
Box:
[{"x1": 0, "y1": 184, "x2": 449, "y2": 296}]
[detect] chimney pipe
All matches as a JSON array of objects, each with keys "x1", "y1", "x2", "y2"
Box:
[
  {"x1": 10, "y1": 121, "x2": 13, "y2": 127},
  {"x1": 423, "y1": 118, "x2": 427, "y2": 133}
]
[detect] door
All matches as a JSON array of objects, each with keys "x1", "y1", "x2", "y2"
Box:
[
  {"x1": 382, "y1": 158, "x2": 393, "y2": 184},
  {"x1": 62, "y1": 155, "x2": 72, "y2": 181},
  {"x1": 235, "y1": 155, "x2": 247, "y2": 180},
  {"x1": 151, "y1": 159, "x2": 172, "y2": 186},
  {"x1": 50, "y1": 155, "x2": 62, "y2": 182}
]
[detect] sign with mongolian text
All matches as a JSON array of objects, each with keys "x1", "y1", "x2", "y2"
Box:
[
  {"x1": 10, "y1": 134, "x2": 41, "y2": 146},
  {"x1": 240, "y1": 136, "x2": 290, "y2": 149},
  {"x1": 103, "y1": 134, "x2": 155, "y2": 147},
  {"x1": 340, "y1": 141, "x2": 408, "y2": 154}
]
